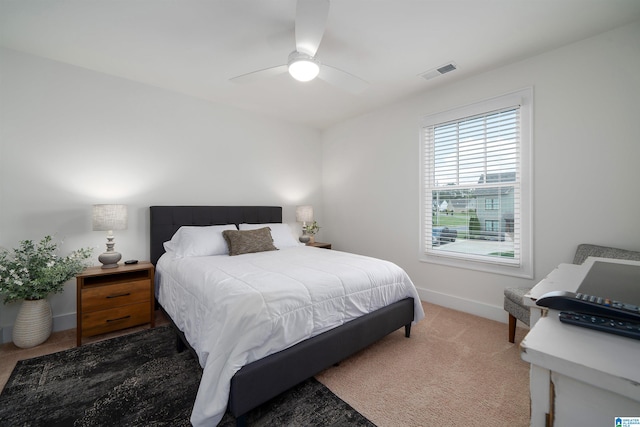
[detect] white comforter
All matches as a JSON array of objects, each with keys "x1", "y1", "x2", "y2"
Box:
[{"x1": 156, "y1": 246, "x2": 424, "y2": 426}]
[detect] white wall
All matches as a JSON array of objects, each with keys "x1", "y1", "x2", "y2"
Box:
[
  {"x1": 322, "y1": 21, "x2": 640, "y2": 322},
  {"x1": 2, "y1": 21, "x2": 639, "y2": 343},
  {"x1": 0, "y1": 48, "x2": 323, "y2": 342}
]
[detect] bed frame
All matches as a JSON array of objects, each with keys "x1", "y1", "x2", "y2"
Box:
[{"x1": 150, "y1": 206, "x2": 415, "y2": 426}]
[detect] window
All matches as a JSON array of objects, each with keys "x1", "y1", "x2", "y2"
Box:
[
  {"x1": 420, "y1": 88, "x2": 533, "y2": 278},
  {"x1": 486, "y1": 220, "x2": 500, "y2": 232},
  {"x1": 485, "y1": 198, "x2": 499, "y2": 210}
]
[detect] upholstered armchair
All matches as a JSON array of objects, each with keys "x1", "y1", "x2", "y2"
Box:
[{"x1": 504, "y1": 244, "x2": 640, "y2": 343}]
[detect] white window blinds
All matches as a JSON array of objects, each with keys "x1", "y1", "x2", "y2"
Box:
[{"x1": 422, "y1": 106, "x2": 522, "y2": 266}]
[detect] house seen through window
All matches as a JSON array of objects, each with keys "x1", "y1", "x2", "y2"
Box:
[{"x1": 420, "y1": 88, "x2": 533, "y2": 278}]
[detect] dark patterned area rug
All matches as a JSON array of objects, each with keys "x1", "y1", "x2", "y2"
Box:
[{"x1": 0, "y1": 326, "x2": 375, "y2": 426}]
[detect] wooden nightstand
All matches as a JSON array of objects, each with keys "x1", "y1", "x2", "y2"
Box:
[
  {"x1": 76, "y1": 262, "x2": 155, "y2": 346},
  {"x1": 307, "y1": 242, "x2": 332, "y2": 249}
]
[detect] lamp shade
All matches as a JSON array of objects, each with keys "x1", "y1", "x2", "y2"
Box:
[
  {"x1": 92, "y1": 204, "x2": 128, "y2": 231},
  {"x1": 295, "y1": 205, "x2": 313, "y2": 223}
]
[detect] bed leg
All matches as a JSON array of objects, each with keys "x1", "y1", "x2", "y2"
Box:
[
  {"x1": 235, "y1": 414, "x2": 247, "y2": 427},
  {"x1": 404, "y1": 323, "x2": 411, "y2": 338}
]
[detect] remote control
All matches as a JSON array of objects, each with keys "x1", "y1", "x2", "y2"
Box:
[
  {"x1": 536, "y1": 290, "x2": 640, "y2": 323},
  {"x1": 559, "y1": 311, "x2": 640, "y2": 341},
  {"x1": 124, "y1": 259, "x2": 138, "y2": 265}
]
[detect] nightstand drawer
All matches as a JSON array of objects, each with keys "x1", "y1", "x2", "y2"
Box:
[
  {"x1": 81, "y1": 302, "x2": 151, "y2": 337},
  {"x1": 81, "y1": 280, "x2": 151, "y2": 312}
]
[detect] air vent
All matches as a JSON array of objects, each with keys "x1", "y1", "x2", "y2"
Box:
[
  {"x1": 419, "y1": 62, "x2": 458, "y2": 80},
  {"x1": 437, "y1": 63, "x2": 457, "y2": 74}
]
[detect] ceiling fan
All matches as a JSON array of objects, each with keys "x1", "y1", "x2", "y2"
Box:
[{"x1": 229, "y1": 0, "x2": 368, "y2": 94}]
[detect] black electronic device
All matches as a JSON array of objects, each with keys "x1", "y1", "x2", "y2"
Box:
[
  {"x1": 577, "y1": 261, "x2": 640, "y2": 304},
  {"x1": 536, "y1": 261, "x2": 640, "y2": 339},
  {"x1": 559, "y1": 311, "x2": 640, "y2": 341},
  {"x1": 124, "y1": 259, "x2": 138, "y2": 265},
  {"x1": 536, "y1": 290, "x2": 640, "y2": 323}
]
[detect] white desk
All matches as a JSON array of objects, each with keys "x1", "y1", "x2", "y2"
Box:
[{"x1": 520, "y1": 258, "x2": 640, "y2": 427}]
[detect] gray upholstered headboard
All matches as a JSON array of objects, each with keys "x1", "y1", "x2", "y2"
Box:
[{"x1": 149, "y1": 206, "x2": 282, "y2": 265}]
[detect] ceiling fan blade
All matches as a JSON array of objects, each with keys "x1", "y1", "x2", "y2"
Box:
[
  {"x1": 229, "y1": 65, "x2": 288, "y2": 84},
  {"x1": 295, "y1": 0, "x2": 330, "y2": 57},
  {"x1": 318, "y1": 64, "x2": 369, "y2": 94}
]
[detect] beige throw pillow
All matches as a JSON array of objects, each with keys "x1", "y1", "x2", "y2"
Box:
[{"x1": 222, "y1": 227, "x2": 278, "y2": 256}]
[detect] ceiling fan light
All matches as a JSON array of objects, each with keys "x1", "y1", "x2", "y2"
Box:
[{"x1": 288, "y1": 58, "x2": 320, "y2": 82}]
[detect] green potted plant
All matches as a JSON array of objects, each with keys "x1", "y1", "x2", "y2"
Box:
[{"x1": 0, "y1": 236, "x2": 92, "y2": 348}]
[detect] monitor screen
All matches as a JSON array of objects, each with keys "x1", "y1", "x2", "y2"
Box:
[{"x1": 577, "y1": 261, "x2": 640, "y2": 305}]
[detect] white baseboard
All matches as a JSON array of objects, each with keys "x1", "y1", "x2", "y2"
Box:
[
  {"x1": 53, "y1": 312, "x2": 77, "y2": 333},
  {"x1": 416, "y1": 287, "x2": 510, "y2": 324},
  {"x1": 1, "y1": 312, "x2": 76, "y2": 344}
]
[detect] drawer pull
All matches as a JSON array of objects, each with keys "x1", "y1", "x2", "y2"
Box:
[
  {"x1": 106, "y1": 315, "x2": 131, "y2": 323},
  {"x1": 106, "y1": 292, "x2": 131, "y2": 299}
]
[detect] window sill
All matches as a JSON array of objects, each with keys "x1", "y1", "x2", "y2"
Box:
[{"x1": 419, "y1": 253, "x2": 533, "y2": 279}]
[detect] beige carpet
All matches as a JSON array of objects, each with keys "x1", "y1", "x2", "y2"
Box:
[{"x1": 316, "y1": 302, "x2": 530, "y2": 427}]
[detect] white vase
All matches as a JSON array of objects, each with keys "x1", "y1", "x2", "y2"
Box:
[{"x1": 13, "y1": 299, "x2": 53, "y2": 348}]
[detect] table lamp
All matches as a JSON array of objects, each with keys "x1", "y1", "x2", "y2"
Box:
[
  {"x1": 295, "y1": 205, "x2": 313, "y2": 243},
  {"x1": 92, "y1": 204, "x2": 128, "y2": 268}
]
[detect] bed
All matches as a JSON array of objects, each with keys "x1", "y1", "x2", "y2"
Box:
[{"x1": 150, "y1": 206, "x2": 424, "y2": 426}]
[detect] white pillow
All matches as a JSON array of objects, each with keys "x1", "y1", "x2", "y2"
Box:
[
  {"x1": 238, "y1": 223, "x2": 302, "y2": 249},
  {"x1": 163, "y1": 224, "x2": 238, "y2": 258}
]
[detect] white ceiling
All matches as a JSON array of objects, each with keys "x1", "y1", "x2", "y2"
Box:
[{"x1": 2, "y1": 1, "x2": 640, "y2": 130}]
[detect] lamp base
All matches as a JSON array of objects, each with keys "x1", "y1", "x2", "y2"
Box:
[{"x1": 99, "y1": 251, "x2": 122, "y2": 269}]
